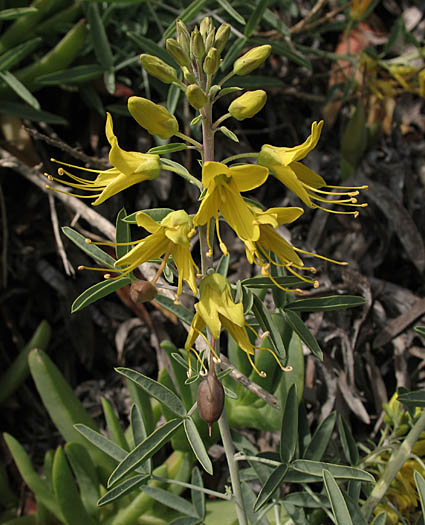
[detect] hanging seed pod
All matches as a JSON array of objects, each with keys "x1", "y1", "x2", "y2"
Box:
[
  {"x1": 197, "y1": 368, "x2": 225, "y2": 436},
  {"x1": 129, "y1": 280, "x2": 158, "y2": 303}
]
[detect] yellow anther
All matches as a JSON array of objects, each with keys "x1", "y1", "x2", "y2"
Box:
[
  {"x1": 313, "y1": 280, "x2": 319, "y2": 288},
  {"x1": 85, "y1": 238, "x2": 92, "y2": 244},
  {"x1": 77, "y1": 265, "x2": 84, "y2": 271},
  {"x1": 213, "y1": 356, "x2": 222, "y2": 364},
  {"x1": 200, "y1": 369, "x2": 208, "y2": 376},
  {"x1": 259, "y1": 371, "x2": 267, "y2": 378},
  {"x1": 104, "y1": 274, "x2": 111, "y2": 279}
]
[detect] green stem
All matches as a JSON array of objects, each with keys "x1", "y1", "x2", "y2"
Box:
[
  {"x1": 213, "y1": 112, "x2": 231, "y2": 129},
  {"x1": 219, "y1": 70, "x2": 235, "y2": 87},
  {"x1": 152, "y1": 475, "x2": 231, "y2": 500},
  {"x1": 218, "y1": 411, "x2": 248, "y2": 525},
  {"x1": 221, "y1": 152, "x2": 259, "y2": 164},
  {"x1": 362, "y1": 409, "x2": 425, "y2": 520}
]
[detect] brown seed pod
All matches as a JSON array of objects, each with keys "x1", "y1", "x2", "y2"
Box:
[
  {"x1": 129, "y1": 280, "x2": 158, "y2": 303},
  {"x1": 197, "y1": 370, "x2": 225, "y2": 436}
]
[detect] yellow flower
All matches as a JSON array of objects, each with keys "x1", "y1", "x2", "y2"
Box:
[
  {"x1": 46, "y1": 113, "x2": 161, "y2": 205},
  {"x1": 185, "y1": 273, "x2": 265, "y2": 376},
  {"x1": 193, "y1": 161, "x2": 269, "y2": 254},
  {"x1": 84, "y1": 210, "x2": 198, "y2": 299},
  {"x1": 258, "y1": 121, "x2": 367, "y2": 216}
]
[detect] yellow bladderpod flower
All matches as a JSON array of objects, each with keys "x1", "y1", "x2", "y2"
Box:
[
  {"x1": 184, "y1": 273, "x2": 290, "y2": 377},
  {"x1": 81, "y1": 210, "x2": 198, "y2": 300},
  {"x1": 258, "y1": 121, "x2": 368, "y2": 217},
  {"x1": 244, "y1": 205, "x2": 347, "y2": 291},
  {"x1": 193, "y1": 161, "x2": 269, "y2": 254},
  {"x1": 45, "y1": 113, "x2": 161, "y2": 205}
]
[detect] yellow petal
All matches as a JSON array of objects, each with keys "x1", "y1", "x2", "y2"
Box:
[
  {"x1": 258, "y1": 226, "x2": 303, "y2": 267},
  {"x1": 93, "y1": 171, "x2": 151, "y2": 206},
  {"x1": 172, "y1": 244, "x2": 197, "y2": 295},
  {"x1": 220, "y1": 316, "x2": 254, "y2": 355},
  {"x1": 229, "y1": 164, "x2": 269, "y2": 192},
  {"x1": 185, "y1": 312, "x2": 206, "y2": 350},
  {"x1": 136, "y1": 212, "x2": 161, "y2": 233},
  {"x1": 271, "y1": 165, "x2": 314, "y2": 207},
  {"x1": 193, "y1": 191, "x2": 220, "y2": 226},
  {"x1": 266, "y1": 207, "x2": 304, "y2": 225},
  {"x1": 115, "y1": 230, "x2": 169, "y2": 270},
  {"x1": 220, "y1": 182, "x2": 259, "y2": 241},
  {"x1": 162, "y1": 210, "x2": 192, "y2": 245},
  {"x1": 202, "y1": 161, "x2": 229, "y2": 187},
  {"x1": 291, "y1": 162, "x2": 326, "y2": 189}
]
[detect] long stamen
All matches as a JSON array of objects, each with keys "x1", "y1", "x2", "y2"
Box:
[
  {"x1": 57, "y1": 167, "x2": 99, "y2": 185},
  {"x1": 309, "y1": 195, "x2": 359, "y2": 204},
  {"x1": 294, "y1": 247, "x2": 348, "y2": 266},
  {"x1": 206, "y1": 219, "x2": 213, "y2": 257},
  {"x1": 45, "y1": 185, "x2": 102, "y2": 199},
  {"x1": 50, "y1": 157, "x2": 104, "y2": 173},
  {"x1": 78, "y1": 265, "x2": 118, "y2": 273},
  {"x1": 215, "y1": 215, "x2": 228, "y2": 255},
  {"x1": 256, "y1": 345, "x2": 293, "y2": 372},
  {"x1": 265, "y1": 269, "x2": 303, "y2": 294},
  {"x1": 187, "y1": 347, "x2": 208, "y2": 376},
  {"x1": 326, "y1": 184, "x2": 368, "y2": 190},
  {"x1": 286, "y1": 264, "x2": 319, "y2": 288},
  {"x1": 152, "y1": 248, "x2": 172, "y2": 285},
  {"x1": 194, "y1": 327, "x2": 221, "y2": 362},
  {"x1": 313, "y1": 204, "x2": 360, "y2": 217},
  {"x1": 44, "y1": 173, "x2": 100, "y2": 191},
  {"x1": 246, "y1": 352, "x2": 266, "y2": 377},
  {"x1": 303, "y1": 183, "x2": 360, "y2": 196}
]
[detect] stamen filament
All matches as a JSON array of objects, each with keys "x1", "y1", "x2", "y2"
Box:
[
  {"x1": 194, "y1": 327, "x2": 221, "y2": 362},
  {"x1": 51, "y1": 158, "x2": 104, "y2": 173},
  {"x1": 246, "y1": 352, "x2": 266, "y2": 377},
  {"x1": 86, "y1": 238, "x2": 144, "y2": 247},
  {"x1": 326, "y1": 184, "x2": 368, "y2": 190},
  {"x1": 45, "y1": 185, "x2": 102, "y2": 199},
  {"x1": 57, "y1": 168, "x2": 99, "y2": 185},
  {"x1": 314, "y1": 204, "x2": 360, "y2": 217},
  {"x1": 215, "y1": 215, "x2": 228, "y2": 255},
  {"x1": 152, "y1": 248, "x2": 172, "y2": 285},
  {"x1": 309, "y1": 195, "x2": 359, "y2": 204},
  {"x1": 303, "y1": 182, "x2": 359, "y2": 196},
  {"x1": 286, "y1": 264, "x2": 319, "y2": 288},
  {"x1": 256, "y1": 345, "x2": 293, "y2": 372},
  {"x1": 78, "y1": 265, "x2": 118, "y2": 273},
  {"x1": 45, "y1": 175, "x2": 101, "y2": 191},
  {"x1": 294, "y1": 247, "x2": 348, "y2": 266}
]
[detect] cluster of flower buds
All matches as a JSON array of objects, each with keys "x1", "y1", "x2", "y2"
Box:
[{"x1": 139, "y1": 17, "x2": 271, "y2": 118}]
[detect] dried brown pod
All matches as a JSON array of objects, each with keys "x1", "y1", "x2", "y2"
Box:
[
  {"x1": 129, "y1": 280, "x2": 158, "y2": 304},
  {"x1": 197, "y1": 369, "x2": 225, "y2": 436}
]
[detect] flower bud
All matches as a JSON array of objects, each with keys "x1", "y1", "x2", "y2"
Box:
[
  {"x1": 233, "y1": 45, "x2": 271, "y2": 76},
  {"x1": 182, "y1": 66, "x2": 197, "y2": 84},
  {"x1": 199, "y1": 17, "x2": 213, "y2": 40},
  {"x1": 140, "y1": 54, "x2": 177, "y2": 84},
  {"x1": 203, "y1": 47, "x2": 220, "y2": 76},
  {"x1": 176, "y1": 19, "x2": 191, "y2": 56},
  {"x1": 214, "y1": 24, "x2": 230, "y2": 54},
  {"x1": 128, "y1": 97, "x2": 179, "y2": 139},
  {"x1": 205, "y1": 28, "x2": 215, "y2": 52},
  {"x1": 166, "y1": 38, "x2": 191, "y2": 68},
  {"x1": 130, "y1": 280, "x2": 158, "y2": 303},
  {"x1": 191, "y1": 28, "x2": 205, "y2": 60},
  {"x1": 186, "y1": 84, "x2": 208, "y2": 109},
  {"x1": 228, "y1": 90, "x2": 267, "y2": 120},
  {"x1": 197, "y1": 370, "x2": 225, "y2": 436}
]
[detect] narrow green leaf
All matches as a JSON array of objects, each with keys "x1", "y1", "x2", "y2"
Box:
[
  {"x1": 191, "y1": 467, "x2": 205, "y2": 520},
  {"x1": 108, "y1": 419, "x2": 183, "y2": 486},
  {"x1": 116, "y1": 368, "x2": 186, "y2": 417},
  {"x1": 216, "y1": 254, "x2": 230, "y2": 277},
  {"x1": 397, "y1": 389, "x2": 425, "y2": 407},
  {"x1": 242, "y1": 275, "x2": 305, "y2": 288},
  {"x1": 142, "y1": 486, "x2": 199, "y2": 518},
  {"x1": 115, "y1": 208, "x2": 131, "y2": 260},
  {"x1": 284, "y1": 295, "x2": 365, "y2": 312},
  {"x1": 0, "y1": 101, "x2": 66, "y2": 123},
  {"x1": 37, "y1": 64, "x2": 105, "y2": 85},
  {"x1": 217, "y1": 0, "x2": 245, "y2": 24},
  {"x1": 0, "y1": 71, "x2": 39, "y2": 108},
  {"x1": 415, "y1": 470, "x2": 425, "y2": 516},
  {"x1": 3, "y1": 433, "x2": 62, "y2": 521},
  {"x1": 124, "y1": 208, "x2": 173, "y2": 223},
  {"x1": 291, "y1": 460, "x2": 374, "y2": 482},
  {"x1": 64, "y1": 443, "x2": 99, "y2": 518},
  {"x1": 337, "y1": 415, "x2": 359, "y2": 465},
  {"x1": 71, "y1": 277, "x2": 132, "y2": 313},
  {"x1": 126, "y1": 32, "x2": 174, "y2": 66},
  {"x1": 252, "y1": 38, "x2": 311, "y2": 68},
  {"x1": 183, "y1": 417, "x2": 213, "y2": 475},
  {"x1": 74, "y1": 424, "x2": 129, "y2": 463},
  {"x1": 62, "y1": 226, "x2": 116, "y2": 268},
  {"x1": 252, "y1": 294, "x2": 286, "y2": 361},
  {"x1": 415, "y1": 326, "x2": 425, "y2": 338},
  {"x1": 131, "y1": 404, "x2": 146, "y2": 446},
  {"x1": 280, "y1": 384, "x2": 298, "y2": 463},
  {"x1": 219, "y1": 126, "x2": 239, "y2": 142},
  {"x1": 169, "y1": 518, "x2": 201, "y2": 525},
  {"x1": 98, "y1": 474, "x2": 149, "y2": 506},
  {"x1": 28, "y1": 350, "x2": 115, "y2": 479},
  {"x1": 163, "y1": 0, "x2": 209, "y2": 40},
  {"x1": 154, "y1": 294, "x2": 194, "y2": 326},
  {"x1": 263, "y1": 8, "x2": 290, "y2": 36},
  {"x1": 323, "y1": 470, "x2": 352, "y2": 525},
  {"x1": 0, "y1": 37, "x2": 42, "y2": 72},
  {"x1": 304, "y1": 412, "x2": 337, "y2": 461},
  {"x1": 52, "y1": 447, "x2": 97, "y2": 525},
  {"x1": 282, "y1": 309, "x2": 323, "y2": 360},
  {"x1": 0, "y1": 7, "x2": 38, "y2": 20},
  {"x1": 148, "y1": 143, "x2": 188, "y2": 155},
  {"x1": 245, "y1": 0, "x2": 269, "y2": 37},
  {"x1": 283, "y1": 491, "x2": 329, "y2": 508},
  {"x1": 371, "y1": 511, "x2": 387, "y2": 525},
  {"x1": 87, "y1": 3, "x2": 113, "y2": 69},
  {"x1": 101, "y1": 397, "x2": 129, "y2": 451},
  {"x1": 254, "y1": 464, "x2": 287, "y2": 511}
]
